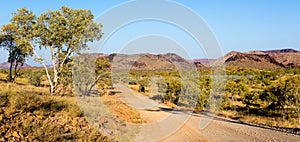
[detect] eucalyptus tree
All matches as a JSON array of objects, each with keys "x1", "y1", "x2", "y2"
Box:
[
  {"x1": 73, "y1": 55, "x2": 111, "y2": 96},
  {"x1": 9, "y1": 7, "x2": 102, "y2": 95},
  {"x1": 0, "y1": 23, "x2": 29, "y2": 82},
  {"x1": 37, "y1": 7, "x2": 102, "y2": 95},
  {"x1": 0, "y1": 24, "x2": 16, "y2": 82}
]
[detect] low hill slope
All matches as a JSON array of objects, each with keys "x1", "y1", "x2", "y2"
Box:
[
  {"x1": 0, "y1": 62, "x2": 31, "y2": 69},
  {"x1": 210, "y1": 48, "x2": 299, "y2": 69},
  {"x1": 224, "y1": 52, "x2": 285, "y2": 70},
  {"x1": 103, "y1": 53, "x2": 200, "y2": 71}
]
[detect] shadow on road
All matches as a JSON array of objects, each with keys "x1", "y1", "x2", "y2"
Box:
[
  {"x1": 146, "y1": 106, "x2": 300, "y2": 136},
  {"x1": 192, "y1": 112, "x2": 300, "y2": 136}
]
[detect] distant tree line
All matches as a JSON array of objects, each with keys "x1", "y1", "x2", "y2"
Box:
[{"x1": 126, "y1": 67, "x2": 300, "y2": 120}]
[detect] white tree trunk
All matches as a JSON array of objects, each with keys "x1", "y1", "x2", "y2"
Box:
[
  {"x1": 50, "y1": 47, "x2": 58, "y2": 95},
  {"x1": 32, "y1": 48, "x2": 54, "y2": 94},
  {"x1": 31, "y1": 43, "x2": 72, "y2": 95}
]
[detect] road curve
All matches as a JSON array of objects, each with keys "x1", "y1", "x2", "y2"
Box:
[{"x1": 114, "y1": 83, "x2": 300, "y2": 142}]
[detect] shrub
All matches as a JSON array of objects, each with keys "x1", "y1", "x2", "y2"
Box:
[
  {"x1": 163, "y1": 78, "x2": 181, "y2": 105},
  {"x1": 9, "y1": 93, "x2": 65, "y2": 114},
  {"x1": 28, "y1": 70, "x2": 45, "y2": 87}
]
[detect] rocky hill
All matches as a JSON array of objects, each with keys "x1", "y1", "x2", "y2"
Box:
[
  {"x1": 224, "y1": 52, "x2": 285, "y2": 70},
  {"x1": 262, "y1": 48, "x2": 298, "y2": 54},
  {"x1": 0, "y1": 62, "x2": 31, "y2": 69},
  {"x1": 99, "y1": 53, "x2": 201, "y2": 71},
  {"x1": 97, "y1": 48, "x2": 299, "y2": 71},
  {"x1": 191, "y1": 58, "x2": 216, "y2": 65},
  {"x1": 265, "y1": 49, "x2": 300, "y2": 68},
  {"x1": 210, "y1": 49, "x2": 299, "y2": 70},
  {"x1": 2, "y1": 48, "x2": 295, "y2": 71}
]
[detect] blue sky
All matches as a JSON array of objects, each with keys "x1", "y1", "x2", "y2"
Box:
[{"x1": 0, "y1": 0, "x2": 300, "y2": 65}]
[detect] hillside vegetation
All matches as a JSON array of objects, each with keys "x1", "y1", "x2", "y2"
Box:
[
  {"x1": 121, "y1": 66, "x2": 300, "y2": 129},
  {"x1": 0, "y1": 50, "x2": 299, "y2": 140},
  {"x1": 1, "y1": 4, "x2": 299, "y2": 141},
  {"x1": 0, "y1": 80, "x2": 112, "y2": 141},
  {"x1": 0, "y1": 65, "x2": 146, "y2": 141}
]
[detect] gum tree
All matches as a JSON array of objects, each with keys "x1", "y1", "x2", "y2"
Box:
[
  {"x1": 0, "y1": 23, "x2": 30, "y2": 82},
  {"x1": 10, "y1": 7, "x2": 102, "y2": 95}
]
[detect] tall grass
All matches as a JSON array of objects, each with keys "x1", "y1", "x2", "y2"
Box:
[{"x1": 0, "y1": 81, "x2": 112, "y2": 141}]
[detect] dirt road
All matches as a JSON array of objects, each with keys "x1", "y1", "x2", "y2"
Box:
[{"x1": 115, "y1": 83, "x2": 300, "y2": 142}]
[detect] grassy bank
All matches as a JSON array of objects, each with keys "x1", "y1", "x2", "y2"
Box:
[
  {"x1": 0, "y1": 70, "x2": 145, "y2": 141},
  {"x1": 0, "y1": 81, "x2": 113, "y2": 141}
]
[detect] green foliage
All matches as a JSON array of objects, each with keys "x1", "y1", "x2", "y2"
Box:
[
  {"x1": 0, "y1": 23, "x2": 29, "y2": 82},
  {"x1": 95, "y1": 57, "x2": 112, "y2": 94},
  {"x1": 195, "y1": 76, "x2": 211, "y2": 110},
  {"x1": 35, "y1": 6, "x2": 103, "y2": 95},
  {"x1": 28, "y1": 70, "x2": 45, "y2": 86},
  {"x1": 36, "y1": 6, "x2": 102, "y2": 50},
  {"x1": 138, "y1": 77, "x2": 150, "y2": 87},
  {"x1": 260, "y1": 75, "x2": 300, "y2": 111},
  {"x1": 163, "y1": 77, "x2": 182, "y2": 104},
  {"x1": 5, "y1": 7, "x2": 103, "y2": 95},
  {"x1": 125, "y1": 66, "x2": 300, "y2": 120},
  {"x1": 58, "y1": 61, "x2": 73, "y2": 87},
  {"x1": 73, "y1": 54, "x2": 96, "y2": 96},
  {"x1": 181, "y1": 80, "x2": 202, "y2": 109},
  {"x1": 207, "y1": 67, "x2": 300, "y2": 121},
  {"x1": 73, "y1": 55, "x2": 111, "y2": 96},
  {"x1": 226, "y1": 78, "x2": 248, "y2": 97},
  {"x1": 242, "y1": 92, "x2": 260, "y2": 108}
]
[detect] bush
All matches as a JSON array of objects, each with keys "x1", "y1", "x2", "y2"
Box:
[
  {"x1": 28, "y1": 70, "x2": 45, "y2": 87},
  {"x1": 9, "y1": 93, "x2": 65, "y2": 114},
  {"x1": 163, "y1": 78, "x2": 181, "y2": 105}
]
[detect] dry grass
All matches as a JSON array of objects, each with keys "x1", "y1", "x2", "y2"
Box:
[
  {"x1": 218, "y1": 110, "x2": 300, "y2": 129},
  {"x1": 0, "y1": 79, "x2": 113, "y2": 141},
  {"x1": 0, "y1": 71, "x2": 144, "y2": 141},
  {"x1": 0, "y1": 73, "x2": 6, "y2": 80},
  {"x1": 129, "y1": 84, "x2": 150, "y2": 96},
  {"x1": 0, "y1": 81, "x2": 49, "y2": 95},
  {"x1": 129, "y1": 84, "x2": 180, "y2": 109},
  {"x1": 240, "y1": 115, "x2": 300, "y2": 129},
  {"x1": 101, "y1": 94, "x2": 146, "y2": 124},
  {"x1": 129, "y1": 84, "x2": 139, "y2": 91}
]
